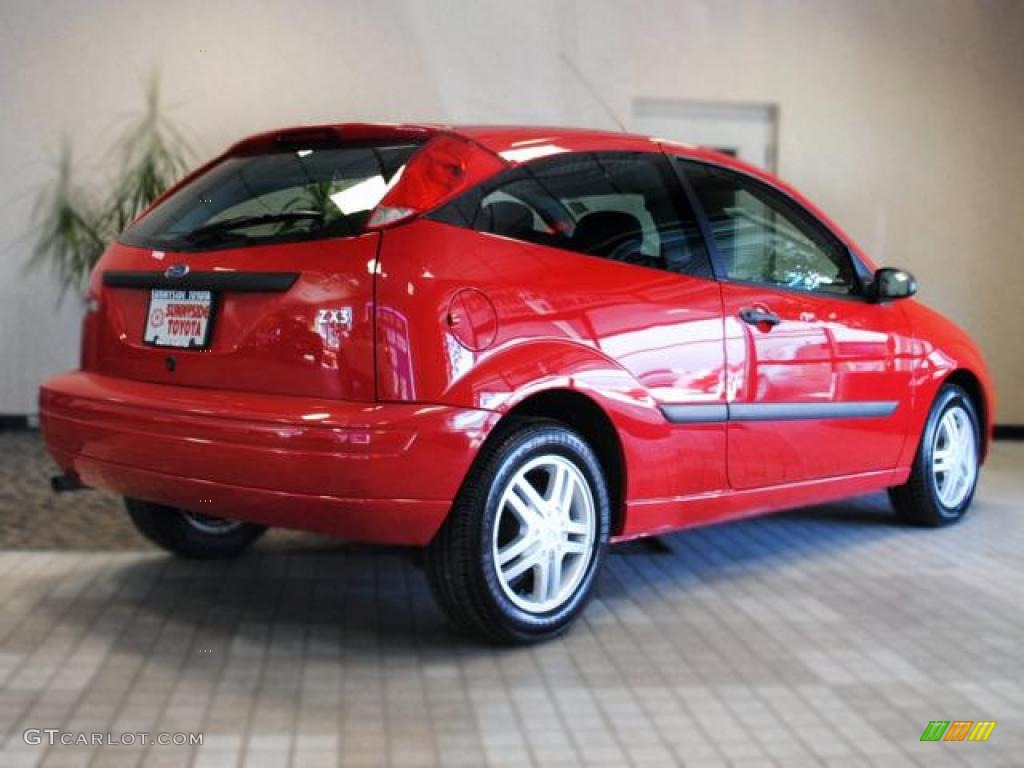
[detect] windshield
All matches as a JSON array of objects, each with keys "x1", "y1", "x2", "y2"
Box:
[{"x1": 120, "y1": 142, "x2": 421, "y2": 251}]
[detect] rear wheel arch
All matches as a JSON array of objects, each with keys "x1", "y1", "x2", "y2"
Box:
[
  {"x1": 472, "y1": 389, "x2": 628, "y2": 537},
  {"x1": 426, "y1": 418, "x2": 611, "y2": 642}
]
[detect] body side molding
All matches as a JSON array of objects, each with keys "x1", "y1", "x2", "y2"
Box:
[
  {"x1": 658, "y1": 404, "x2": 730, "y2": 424},
  {"x1": 660, "y1": 400, "x2": 899, "y2": 424}
]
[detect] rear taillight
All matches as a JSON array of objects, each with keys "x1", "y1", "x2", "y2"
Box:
[{"x1": 366, "y1": 133, "x2": 507, "y2": 230}]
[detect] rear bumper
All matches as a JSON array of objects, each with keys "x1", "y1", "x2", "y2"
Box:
[{"x1": 40, "y1": 371, "x2": 498, "y2": 545}]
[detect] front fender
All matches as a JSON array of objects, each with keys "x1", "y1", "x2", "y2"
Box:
[{"x1": 900, "y1": 301, "x2": 996, "y2": 464}]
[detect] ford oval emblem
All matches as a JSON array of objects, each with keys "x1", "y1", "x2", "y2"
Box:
[{"x1": 165, "y1": 264, "x2": 190, "y2": 279}]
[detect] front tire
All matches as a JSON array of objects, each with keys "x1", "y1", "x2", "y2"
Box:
[
  {"x1": 125, "y1": 498, "x2": 267, "y2": 559},
  {"x1": 889, "y1": 383, "x2": 981, "y2": 526},
  {"x1": 426, "y1": 421, "x2": 611, "y2": 644}
]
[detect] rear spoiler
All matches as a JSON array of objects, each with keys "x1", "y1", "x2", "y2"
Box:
[{"x1": 228, "y1": 123, "x2": 438, "y2": 155}]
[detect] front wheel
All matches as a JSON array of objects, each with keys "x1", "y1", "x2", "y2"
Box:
[
  {"x1": 426, "y1": 421, "x2": 610, "y2": 643},
  {"x1": 125, "y1": 498, "x2": 267, "y2": 559},
  {"x1": 889, "y1": 383, "x2": 981, "y2": 526}
]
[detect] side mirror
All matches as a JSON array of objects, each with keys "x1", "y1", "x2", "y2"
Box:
[{"x1": 872, "y1": 267, "x2": 917, "y2": 301}]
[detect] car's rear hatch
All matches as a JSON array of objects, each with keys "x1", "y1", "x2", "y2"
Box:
[
  {"x1": 82, "y1": 123, "x2": 509, "y2": 402},
  {"x1": 90, "y1": 235, "x2": 385, "y2": 400},
  {"x1": 85, "y1": 125, "x2": 433, "y2": 401}
]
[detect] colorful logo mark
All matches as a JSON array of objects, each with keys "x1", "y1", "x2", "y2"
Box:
[{"x1": 920, "y1": 721, "x2": 996, "y2": 742}]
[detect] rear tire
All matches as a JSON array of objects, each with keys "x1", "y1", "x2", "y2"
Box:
[
  {"x1": 125, "y1": 498, "x2": 267, "y2": 559},
  {"x1": 426, "y1": 420, "x2": 610, "y2": 644},
  {"x1": 889, "y1": 383, "x2": 981, "y2": 526}
]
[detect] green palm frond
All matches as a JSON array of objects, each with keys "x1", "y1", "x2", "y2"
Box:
[
  {"x1": 28, "y1": 141, "x2": 109, "y2": 298},
  {"x1": 107, "y1": 75, "x2": 193, "y2": 232},
  {"x1": 29, "y1": 73, "x2": 193, "y2": 299}
]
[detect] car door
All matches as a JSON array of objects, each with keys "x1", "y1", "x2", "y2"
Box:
[{"x1": 675, "y1": 158, "x2": 913, "y2": 489}]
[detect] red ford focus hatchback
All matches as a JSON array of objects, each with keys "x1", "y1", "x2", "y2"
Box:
[{"x1": 41, "y1": 123, "x2": 993, "y2": 642}]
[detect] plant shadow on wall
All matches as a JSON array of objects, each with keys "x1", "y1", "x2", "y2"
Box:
[{"x1": 28, "y1": 75, "x2": 192, "y2": 298}]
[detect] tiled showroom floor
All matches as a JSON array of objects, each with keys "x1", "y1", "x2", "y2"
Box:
[{"x1": 1, "y1": 432, "x2": 1022, "y2": 767}]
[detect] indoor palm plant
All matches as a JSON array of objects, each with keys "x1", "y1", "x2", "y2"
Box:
[{"x1": 29, "y1": 77, "x2": 193, "y2": 297}]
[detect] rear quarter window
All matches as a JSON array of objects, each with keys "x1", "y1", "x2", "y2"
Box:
[{"x1": 431, "y1": 151, "x2": 712, "y2": 279}]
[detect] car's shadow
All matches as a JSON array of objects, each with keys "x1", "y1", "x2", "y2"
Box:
[
  {"x1": 595, "y1": 491, "x2": 906, "y2": 599},
  {"x1": 31, "y1": 491, "x2": 921, "y2": 676}
]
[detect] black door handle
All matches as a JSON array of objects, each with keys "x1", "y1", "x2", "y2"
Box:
[{"x1": 739, "y1": 307, "x2": 781, "y2": 327}]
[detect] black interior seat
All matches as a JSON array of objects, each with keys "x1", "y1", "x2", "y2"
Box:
[{"x1": 571, "y1": 210, "x2": 662, "y2": 269}]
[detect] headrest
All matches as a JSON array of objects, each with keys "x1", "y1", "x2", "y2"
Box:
[{"x1": 571, "y1": 210, "x2": 644, "y2": 259}]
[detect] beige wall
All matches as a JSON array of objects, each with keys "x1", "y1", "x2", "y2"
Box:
[{"x1": 1, "y1": 0, "x2": 1021, "y2": 420}]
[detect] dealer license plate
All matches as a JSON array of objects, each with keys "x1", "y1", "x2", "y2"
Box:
[{"x1": 144, "y1": 289, "x2": 214, "y2": 348}]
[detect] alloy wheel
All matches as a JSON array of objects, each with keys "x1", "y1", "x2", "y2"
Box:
[
  {"x1": 931, "y1": 404, "x2": 978, "y2": 511},
  {"x1": 492, "y1": 454, "x2": 596, "y2": 613}
]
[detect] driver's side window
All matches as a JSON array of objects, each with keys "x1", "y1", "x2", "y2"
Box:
[{"x1": 680, "y1": 160, "x2": 856, "y2": 295}]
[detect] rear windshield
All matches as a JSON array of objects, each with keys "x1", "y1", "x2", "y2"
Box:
[{"x1": 120, "y1": 142, "x2": 421, "y2": 252}]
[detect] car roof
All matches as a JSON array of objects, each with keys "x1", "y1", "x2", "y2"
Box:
[{"x1": 452, "y1": 124, "x2": 660, "y2": 155}]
